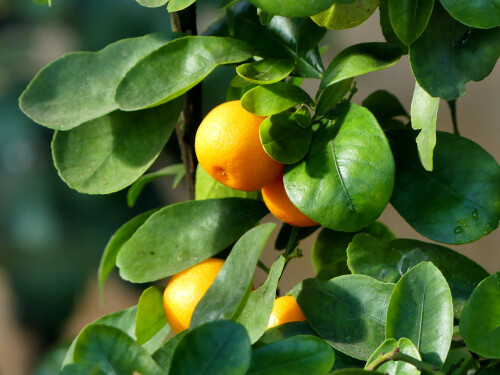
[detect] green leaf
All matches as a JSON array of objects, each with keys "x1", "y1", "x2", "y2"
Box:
[
  {"x1": 379, "y1": 0, "x2": 408, "y2": 53},
  {"x1": 236, "y1": 256, "x2": 286, "y2": 343},
  {"x1": 19, "y1": 32, "x2": 176, "y2": 130},
  {"x1": 460, "y1": 272, "x2": 500, "y2": 358},
  {"x1": 296, "y1": 18, "x2": 328, "y2": 58},
  {"x1": 320, "y1": 43, "x2": 402, "y2": 91},
  {"x1": 388, "y1": 0, "x2": 435, "y2": 45},
  {"x1": 365, "y1": 338, "x2": 421, "y2": 375},
  {"x1": 152, "y1": 332, "x2": 186, "y2": 372},
  {"x1": 386, "y1": 262, "x2": 453, "y2": 367},
  {"x1": 247, "y1": 335, "x2": 336, "y2": 375},
  {"x1": 255, "y1": 321, "x2": 319, "y2": 349},
  {"x1": 311, "y1": 0, "x2": 379, "y2": 30},
  {"x1": 315, "y1": 79, "x2": 353, "y2": 115},
  {"x1": 346, "y1": 233, "x2": 489, "y2": 318},
  {"x1": 195, "y1": 165, "x2": 260, "y2": 200},
  {"x1": 331, "y1": 370, "x2": 381, "y2": 375},
  {"x1": 257, "y1": 8, "x2": 274, "y2": 25},
  {"x1": 241, "y1": 82, "x2": 313, "y2": 116},
  {"x1": 275, "y1": 223, "x2": 320, "y2": 250},
  {"x1": 294, "y1": 106, "x2": 312, "y2": 128},
  {"x1": 388, "y1": 129, "x2": 500, "y2": 244},
  {"x1": 284, "y1": 103, "x2": 395, "y2": 232},
  {"x1": 247, "y1": 0, "x2": 337, "y2": 17},
  {"x1": 116, "y1": 198, "x2": 268, "y2": 283},
  {"x1": 168, "y1": 321, "x2": 251, "y2": 375},
  {"x1": 440, "y1": 347, "x2": 479, "y2": 375},
  {"x1": 191, "y1": 223, "x2": 276, "y2": 327},
  {"x1": 136, "y1": 0, "x2": 168, "y2": 7},
  {"x1": 362, "y1": 90, "x2": 408, "y2": 122},
  {"x1": 167, "y1": 0, "x2": 196, "y2": 12},
  {"x1": 440, "y1": 0, "x2": 500, "y2": 29},
  {"x1": 410, "y1": 81, "x2": 439, "y2": 171},
  {"x1": 98, "y1": 209, "x2": 159, "y2": 299},
  {"x1": 59, "y1": 364, "x2": 106, "y2": 375},
  {"x1": 237, "y1": 59, "x2": 294, "y2": 85},
  {"x1": 127, "y1": 164, "x2": 185, "y2": 208},
  {"x1": 409, "y1": 4, "x2": 500, "y2": 100},
  {"x1": 297, "y1": 275, "x2": 395, "y2": 360},
  {"x1": 73, "y1": 325, "x2": 162, "y2": 375},
  {"x1": 52, "y1": 97, "x2": 184, "y2": 194},
  {"x1": 135, "y1": 286, "x2": 169, "y2": 345},
  {"x1": 260, "y1": 112, "x2": 313, "y2": 164},
  {"x1": 115, "y1": 36, "x2": 253, "y2": 111}
]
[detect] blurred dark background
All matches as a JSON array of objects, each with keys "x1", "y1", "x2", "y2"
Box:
[{"x1": 0, "y1": 1, "x2": 498, "y2": 374}]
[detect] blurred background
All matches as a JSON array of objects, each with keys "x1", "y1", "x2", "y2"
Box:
[{"x1": 0, "y1": 0, "x2": 498, "y2": 373}]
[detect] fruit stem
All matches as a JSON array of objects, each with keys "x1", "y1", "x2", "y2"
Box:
[{"x1": 366, "y1": 347, "x2": 446, "y2": 375}]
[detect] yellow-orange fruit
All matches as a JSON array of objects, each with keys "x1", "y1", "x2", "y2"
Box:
[{"x1": 267, "y1": 296, "x2": 306, "y2": 329}]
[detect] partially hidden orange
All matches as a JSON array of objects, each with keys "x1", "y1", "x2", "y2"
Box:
[{"x1": 267, "y1": 295, "x2": 306, "y2": 329}]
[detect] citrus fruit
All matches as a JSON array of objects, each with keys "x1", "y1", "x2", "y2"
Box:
[
  {"x1": 261, "y1": 173, "x2": 318, "y2": 227},
  {"x1": 267, "y1": 296, "x2": 306, "y2": 329},
  {"x1": 163, "y1": 258, "x2": 224, "y2": 333},
  {"x1": 195, "y1": 100, "x2": 283, "y2": 191}
]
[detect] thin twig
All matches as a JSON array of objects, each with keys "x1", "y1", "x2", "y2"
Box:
[
  {"x1": 447, "y1": 99, "x2": 460, "y2": 136},
  {"x1": 366, "y1": 347, "x2": 446, "y2": 375}
]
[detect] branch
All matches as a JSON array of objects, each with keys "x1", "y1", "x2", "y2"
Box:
[{"x1": 365, "y1": 347, "x2": 446, "y2": 375}]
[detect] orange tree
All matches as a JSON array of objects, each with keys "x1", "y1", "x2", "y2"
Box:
[{"x1": 19, "y1": 0, "x2": 500, "y2": 374}]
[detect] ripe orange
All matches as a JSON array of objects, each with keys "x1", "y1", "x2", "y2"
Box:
[
  {"x1": 163, "y1": 258, "x2": 224, "y2": 333},
  {"x1": 267, "y1": 296, "x2": 306, "y2": 329},
  {"x1": 261, "y1": 173, "x2": 318, "y2": 227},
  {"x1": 195, "y1": 100, "x2": 283, "y2": 191}
]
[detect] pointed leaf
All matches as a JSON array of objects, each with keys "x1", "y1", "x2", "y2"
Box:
[
  {"x1": 311, "y1": 0, "x2": 379, "y2": 30},
  {"x1": 297, "y1": 18, "x2": 328, "y2": 58},
  {"x1": 440, "y1": 0, "x2": 500, "y2": 29},
  {"x1": 135, "y1": 286, "x2": 169, "y2": 345},
  {"x1": 388, "y1": 0, "x2": 435, "y2": 45},
  {"x1": 365, "y1": 338, "x2": 421, "y2": 375},
  {"x1": 362, "y1": 90, "x2": 408, "y2": 121},
  {"x1": 379, "y1": 0, "x2": 408, "y2": 53},
  {"x1": 237, "y1": 59, "x2": 294, "y2": 85},
  {"x1": 247, "y1": 0, "x2": 337, "y2": 17},
  {"x1": 316, "y1": 79, "x2": 353, "y2": 114},
  {"x1": 167, "y1": 0, "x2": 196, "y2": 12}
]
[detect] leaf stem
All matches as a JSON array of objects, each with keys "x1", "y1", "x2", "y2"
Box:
[
  {"x1": 257, "y1": 260, "x2": 270, "y2": 274},
  {"x1": 447, "y1": 99, "x2": 460, "y2": 136},
  {"x1": 366, "y1": 347, "x2": 446, "y2": 375},
  {"x1": 284, "y1": 226, "x2": 300, "y2": 258}
]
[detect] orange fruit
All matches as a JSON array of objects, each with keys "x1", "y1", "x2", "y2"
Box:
[
  {"x1": 195, "y1": 100, "x2": 283, "y2": 191},
  {"x1": 261, "y1": 173, "x2": 318, "y2": 227},
  {"x1": 267, "y1": 296, "x2": 306, "y2": 329},
  {"x1": 163, "y1": 258, "x2": 224, "y2": 333}
]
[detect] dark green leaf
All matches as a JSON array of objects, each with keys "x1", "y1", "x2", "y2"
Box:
[
  {"x1": 311, "y1": 0, "x2": 379, "y2": 30},
  {"x1": 362, "y1": 90, "x2": 408, "y2": 121},
  {"x1": 254, "y1": 321, "x2": 319, "y2": 349},
  {"x1": 388, "y1": 0, "x2": 435, "y2": 45},
  {"x1": 346, "y1": 233, "x2": 489, "y2": 318},
  {"x1": 260, "y1": 112, "x2": 313, "y2": 164},
  {"x1": 410, "y1": 81, "x2": 440, "y2": 171},
  {"x1": 379, "y1": 0, "x2": 408, "y2": 53},
  {"x1": 241, "y1": 82, "x2": 313, "y2": 116},
  {"x1": 389, "y1": 129, "x2": 500, "y2": 244},
  {"x1": 52, "y1": 97, "x2": 184, "y2": 194},
  {"x1": 409, "y1": 4, "x2": 500, "y2": 100},
  {"x1": 169, "y1": 321, "x2": 251, "y2": 375},
  {"x1": 237, "y1": 59, "x2": 294, "y2": 85},
  {"x1": 247, "y1": 0, "x2": 336, "y2": 17},
  {"x1": 297, "y1": 276, "x2": 395, "y2": 360},
  {"x1": 440, "y1": 347, "x2": 479, "y2": 375},
  {"x1": 152, "y1": 332, "x2": 186, "y2": 372},
  {"x1": 98, "y1": 209, "x2": 159, "y2": 299},
  {"x1": 320, "y1": 43, "x2": 402, "y2": 91},
  {"x1": 137, "y1": 0, "x2": 168, "y2": 7},
  {"x1": 460, "y1": 272, "x2": 500, "y2": 358},
  {"x1": 167, "y1": 0, "x2": 196, "y2": 12},
  {"x1": 19, "y1": 32, "x2": 176, "y2": 130},
  {"x1": 297, "y1": 18, "x2": 327, "y2": 58},
  {"x1": 191, "y1": 223, "x2": 276, "y2": 327},
  {"x1": 135, "y1": 286, "x2": 169, "y2": 345},
  {"x1": 331, "y1": 370, "x2": 381, "y2": 375},
  {"x1": 247, "y1": 335, "x2": 335, "y2": 375},
  {"x1": 440, "y1": 0, "x2": 500, "y2": 29},
  {"x1": 195, "y1": 165, "x2": 260, "y2": 200},
  {"x1": 127, "y1": 164, "x2": 185, "y2": 208},
  {"x1": 315, "y1": 79, "x2": 353, "y2": 115},
  {"x1": 257, "y1": 8, "x2": 274, "y2": 25},
  {"x1": 116, "y1": 198, "x2": 268, "y2": 282},
  {"x1": 236, "y1": 256, "x2": 286, "y2": 343},
  {"x1": 275, "y1": 223, "x2": 320, "y2": 250},
  {"x1": 365, "y1": 338, "x2": 421, "y2": 375},
  {"x1": 294, "y1": 106, "x2": 312, "y2": 128},
  {"x1": 386, "y1": 262, "x2": 453, "y2": 367},
  {"x1": 115, "y1": 36, "x2": 253, "y2": 111},
  {"x1": 284, "y1": 103, "x2": 395, "y2": 232}
]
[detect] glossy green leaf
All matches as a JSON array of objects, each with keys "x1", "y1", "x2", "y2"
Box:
[
  {"x1": 169, "y1": 321, "x2": 251, "y2": 375},
  {"x1": 116, "y1": 198, "x2": 268, "y2": 282},
  {"x1": 311, "y1": 0, "x2": 379, "y2": 30},
  {"x1": 52, "y1": 97, "x2": 184, "y2": 194},
  {"x1": 127, "y1": 164, "x2": 185, "y2": 208},
  {"x1": 460, "y1": 272, "x2": 500, "y2": 358},
  {"x1": 347, "y1": 233, "x2": 489, "y2": 318},
  {"x1": 275, "y1": 224, "x2": 320, "y2": 250},
  {"x1": 409, "y1": 4, "x2": 500, "y2": 100},
  {"x1": 410, "y1": 81, "x2": 439, "y2": 171},
  {"x1": 320, "y1": 43, "x2": 402, "y2": 91},
  {"x1": 19, "y1": 32, "x2": 176, "y2": 130},
  {"x1": 296, "y1": 18, "x2": 328, "y2": 58},
  {"x1": 167, "y1": 0, "x2": 196, "y2": 11},
  {"x1": 247, "y1": 0, "x2": 337, "y2": 17},
  {"x1": 247, "y1": 335, "x2": 336, "y2": 375},
  {"x1": 294, "y1": 106, "x2": 312, "y2": 128},
  {"x1": 136, "y1": 0, "x2": 168, "y2": 7},
  {"x1": 379, "y1": 0, "x2": 408, "y2": 53},
  {"x1": 388, "y1": 129, "x2": 500, "y2": 244},
  {"x1": 257, "y1": 8, "x2": 274, "y2": 25},
  {"x1": 231, "y1": 75, "x2": 252, "y2": 88},
  {"x1": 254, "y1": 321, "x2": 319, "y2": 348},
  {"x1": 115, "y1": 36, "x2": 253, "y2": 111},
  {"x1": 59, "y1": 364, "x2": 106, "y2": 375},
  {"x1": 331, "y1": 371, "x2": 381, "y2": 375},
  {"x1": 241, "y1": 82, "x2": 313, "y2": 116},
  {"x1": 98, "y1": 209, "x2": 159, "y2": 299},
  {"x1": 191, "y1": 223, "x2": 275, "y2": 327},
  {"x1": 205, "y1": 4, "x2": 324, "y2": 79},
  {"x1": 440, "y1": 0, "x2": 500, "y2": 29},
  {"x1": 195, "y1": 165, "x2": 260, "y2": 200},
  {"x1": 440, "y1": 347, "x2": 479, "y2": 375},
  {"x1": 388, "y1": 0, "x2": 434, "y2": 45},
  {"x1": 297, "y1": 275, "x2": 395, "y2": 360},
  {"x1": 237, "y1": 59, "x2": 294, "y2": 85},
  {"x1": 365, "y1": 338, "x2": 421, "y2": 375},
  {"x1": 236, "y1": 256, "x2": 285, "y2": 343},
  {"x1": 152, "y1": 332, "x2": 186, "y2": 372},
  {"x1": 135, "y1": 286, "x2": 168, "y2": 345},
  {"x1": 362, "y1": 90, "x2": 408, "y2": 122},
  {"x1": 386, "y1": 262, "x2": 453, "y2": 367},
  {"x1": 260, "y1": 112, "x2": 313, "y2": 164},
  {"x1": 284, "y1": 103, "x2": 395, "y2": 232},
  {"x1": 315, "y1": 79, "x2": 353, "y2": 115}
]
